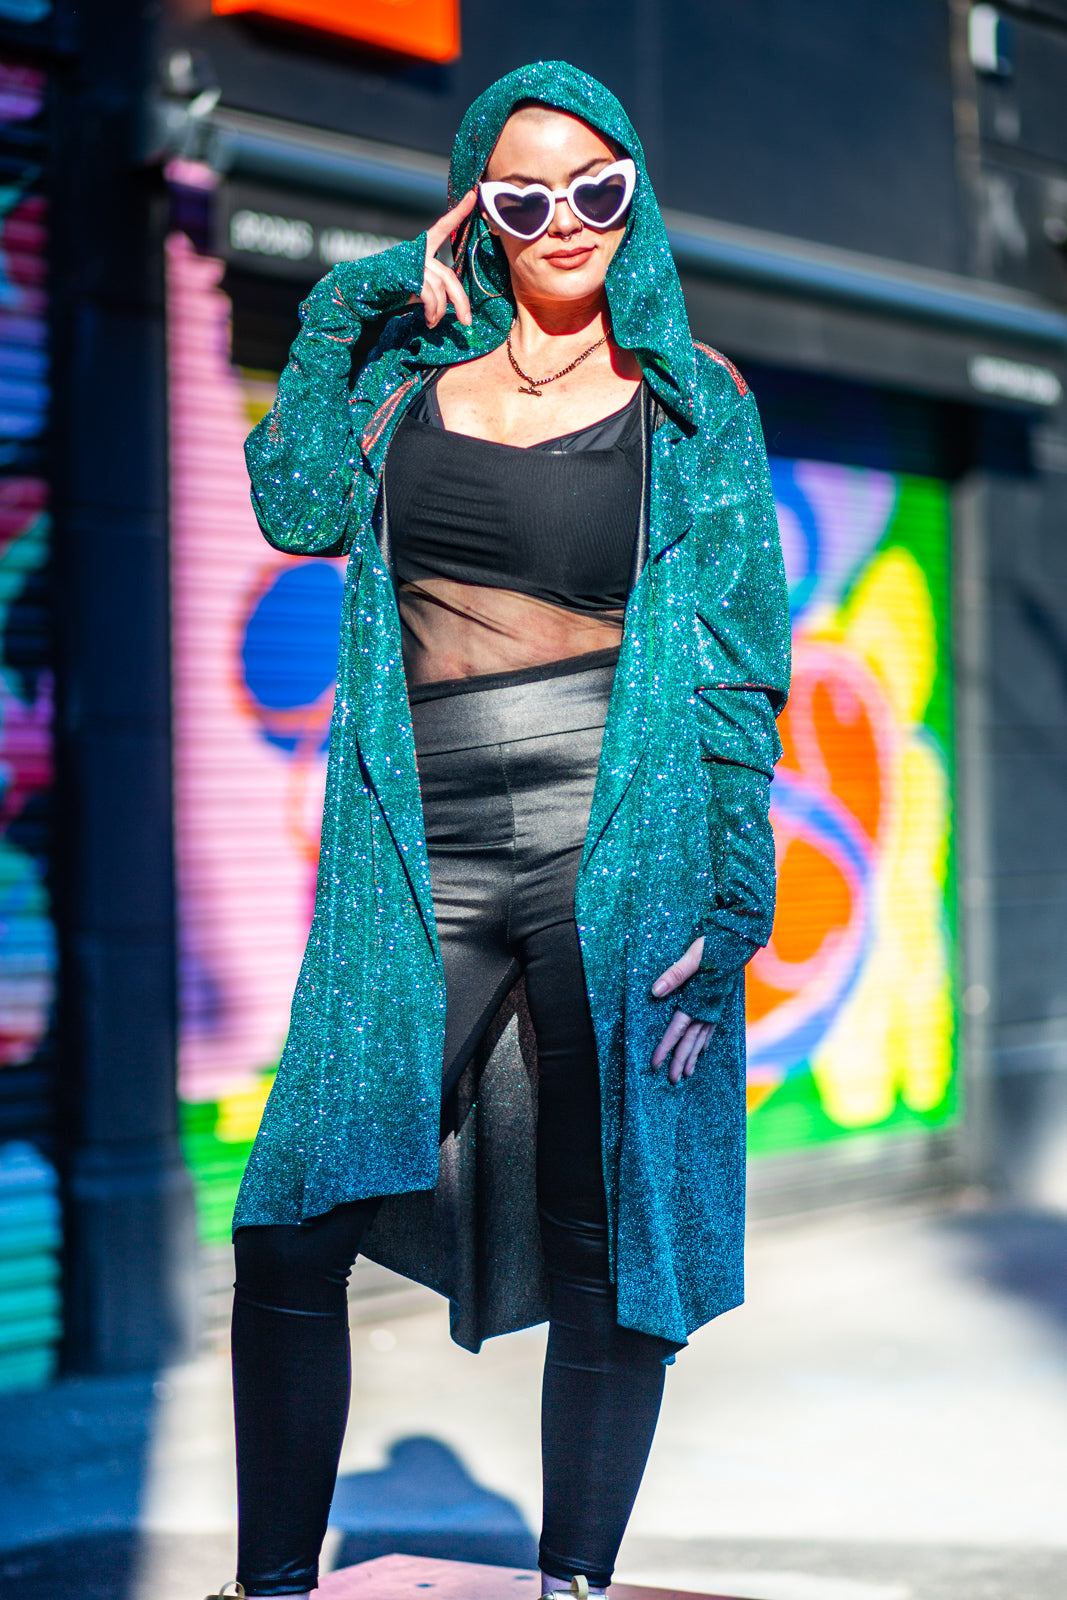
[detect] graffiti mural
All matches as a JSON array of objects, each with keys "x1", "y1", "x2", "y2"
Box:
[
  {"x1": 167, "y1": 233, "x2": 348, "y2": 1241},
  {"x1": 747, "y1": 460, "x2": 956, "y2": 1151},
  {"x1": 0, "y1": 54, "x2": 60, "y2": 1391},
  {"x1": 167, "y1": 233, "x2": 956, "y2": 1240}
]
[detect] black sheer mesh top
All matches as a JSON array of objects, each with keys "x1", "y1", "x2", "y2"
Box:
[{"x1": 384, "y1": 374, "x2": 643, "y2": 691}]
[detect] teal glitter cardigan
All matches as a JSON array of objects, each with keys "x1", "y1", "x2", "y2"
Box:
[{"x1": 235, "y1": 63, "x2": 791, "y2": 1352}]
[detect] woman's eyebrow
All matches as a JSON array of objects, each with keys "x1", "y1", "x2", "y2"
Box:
[{"x1": 491, "y1": 156, "x2": 612, "y2": 186}]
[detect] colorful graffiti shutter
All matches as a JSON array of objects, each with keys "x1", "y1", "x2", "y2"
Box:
[
  {"x1": 0, "y1": 55, "x2": 61, "y2": 1392},
  {"x1": 747, "y1": 459, "x2": 956, "y2": 1150},
  {"x1": 167, "y1": 232, "x2": 345, "y2": 1244},
  {"x1": 167, "y1": 228, "x2": 958, "y2": 1242}
]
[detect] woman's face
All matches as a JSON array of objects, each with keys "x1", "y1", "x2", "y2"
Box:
[{"x1": 482, "y1": 108, "x2": 629, "y2": 308}]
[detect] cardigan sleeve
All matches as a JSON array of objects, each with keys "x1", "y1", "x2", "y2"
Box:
[
  {"x1": 244, "y1": 236, "x2": 428, "y2": 556},
  {"x1": 678, "y1": 388, "x2": 791, "y2": 1025}
]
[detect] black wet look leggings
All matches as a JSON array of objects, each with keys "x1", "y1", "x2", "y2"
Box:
[{"x1": 232, "y1": 659, "x2": 675, "y2": 1596}]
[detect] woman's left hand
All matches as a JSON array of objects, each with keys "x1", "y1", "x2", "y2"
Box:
[
  {"x1": 419, "y1": 189, "x2": 477, "y2": 328},
  {"x1": 650, "y1": 936, "x2": 715, "y2": 1086}
]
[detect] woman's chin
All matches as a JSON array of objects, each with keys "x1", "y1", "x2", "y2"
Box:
[{"x1": 522, "y1": 266, "x2": 609, "y2": 303}]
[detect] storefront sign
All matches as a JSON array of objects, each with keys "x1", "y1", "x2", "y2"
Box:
[
  {"x1": 968, "y1": 353, "x2": 1063, "y2": 406},
  {"x1": 211, "y1": 0, "x2": 460, "y2": 63},
  {"x1": 215, "y1": 181, "x2": 429, "y2": 282}
]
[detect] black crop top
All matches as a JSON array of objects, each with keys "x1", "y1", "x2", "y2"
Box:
[{"x1": 386, "y1": 376, "x2": 643, "y2": 613}]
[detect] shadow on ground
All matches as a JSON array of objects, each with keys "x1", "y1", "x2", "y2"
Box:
[
  {"x1": 0, "y1": 1370, "x2": 161, "y2": 1600},
  {"x1": 0, "y1": 1532, "x2": 235, "y2": 1600},
  {"x1": 939, "y1": 1206, "x2": 1067, "y2": 1333},
  {"x1": 331, "y1": 1436, "x2": 538, "y2": 1570}
]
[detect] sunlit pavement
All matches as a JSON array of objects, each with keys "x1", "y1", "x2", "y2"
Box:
[{"x1": 2, "y1": 1197, "x2": 1066, "y2": 1600}]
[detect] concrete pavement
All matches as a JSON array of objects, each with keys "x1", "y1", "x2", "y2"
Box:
[{"x1": 1, "y1": 1196, "x2": 1066, "y2": 1600}]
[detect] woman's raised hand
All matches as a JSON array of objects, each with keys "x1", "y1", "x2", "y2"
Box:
[
  {"x1": 650, "y1": 936, "x2": 716, "y2": 1086},
  {"x1": 419, "y1": 189, "x2": 478, "y2": 329}
]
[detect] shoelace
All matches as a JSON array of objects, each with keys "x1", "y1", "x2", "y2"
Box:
[{"x1": 543, "y1": 1578, "x2": 591, "y2": 1600}]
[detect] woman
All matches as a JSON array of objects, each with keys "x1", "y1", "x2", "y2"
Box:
[{"x1": 227, "y1": 60, "x2": 789, "y2": 1600}]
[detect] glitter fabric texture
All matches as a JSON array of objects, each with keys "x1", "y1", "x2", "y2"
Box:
[{"x1": 236, "y1": 62, "x2": 791, "y2": 1349}]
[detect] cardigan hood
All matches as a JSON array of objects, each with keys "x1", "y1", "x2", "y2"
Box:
[{"x1": 406, "y1": 61, "x2": 700, "y2": 425}]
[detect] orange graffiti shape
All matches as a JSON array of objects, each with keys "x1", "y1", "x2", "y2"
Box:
[{"x1": 747, "y1": 640, "x2": 894, "y2": 1031}]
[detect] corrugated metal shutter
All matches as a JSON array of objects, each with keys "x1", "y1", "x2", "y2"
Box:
[
  {"x1": 167, "y1": 218, "x2": 432, "y2": 1330},
  {"x1": 747, "y1": 456, "x2": 957, "y2": 1154},
  {"x1": 0, "y1": 53, "x2": 60, "y2": 1393},
  {"x1": 0, "y1": 1141, "x2": 60, "y2": 1388},
  {"x1": 167, "y1": 228, "x2": 345, "y2": 1243}
]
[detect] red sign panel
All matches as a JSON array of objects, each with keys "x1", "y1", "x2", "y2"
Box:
[{"x1": 211, "y1": 0, "x2": 460, "y2": 63}]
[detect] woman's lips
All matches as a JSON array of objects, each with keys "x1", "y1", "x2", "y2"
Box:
[{"x1": 542, "y1": 246, "x2": 595, "y2": 268}]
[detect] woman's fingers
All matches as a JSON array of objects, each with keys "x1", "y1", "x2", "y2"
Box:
[
  {"x1": 421, "y1": 190, "x2": 477, "y2": 328},
  {"x1": 668, "y1": 1022, "x2": 701, "y2": 1085},
  {"x1": 421, "y1": 262, "x2": 455, "y2": 327},
  {"x1": 651, "y1": 940, "x2": 718, "y2": 1081},
  {"x1": 435, "y1": 263, "x2": 471, "y2": 326},
  {"x1": 419, "y1": 269, "x2": 442, "y2": 327},
  {"x1": 682, "y1": 1023, "x2": 716, "y2": 1078},
  {"x1": 651, "y1": 935, "x2": 706, "y2": 999},
  {"x1": 422, "y1": 259, "x2": 447, "y2": 312},
  {"x1": 419, "y1": 259, "x2": 472, "y2": 329},
  {"x1": 653, "y1": 1013, "x2": 717, "y2": 1085},
  {"x1": 425, "y1": 187, "x2": 478, "y2": 258},
  {"x1": 651, "y1": 1007, "x2": 690, "y2": 1069},
  {"x1": 669, "y1": 1021, "x2": 715, "y2": 1085}
]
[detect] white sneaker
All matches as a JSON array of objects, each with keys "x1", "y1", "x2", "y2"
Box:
[{"x1": 543, "y1": 1577, "x2": 590, "y2": 1600}]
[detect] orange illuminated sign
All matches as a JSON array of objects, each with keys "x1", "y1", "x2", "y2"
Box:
[{"x1": 211, "y1": 0, "x2": 460, "y2": 63}]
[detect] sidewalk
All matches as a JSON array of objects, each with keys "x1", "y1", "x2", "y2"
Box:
[{"x1": 1, "y1": 1197, "x2": 1066, "y2": 1600}]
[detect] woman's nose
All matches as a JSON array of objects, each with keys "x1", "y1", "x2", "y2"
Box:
[{"x1": 549, "y1": 199, "x2": 582, "y2": 235}]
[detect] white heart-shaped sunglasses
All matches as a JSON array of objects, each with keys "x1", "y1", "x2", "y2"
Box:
[{"x1": 478, "y1": 158, "x2": 637, "y2": 241}]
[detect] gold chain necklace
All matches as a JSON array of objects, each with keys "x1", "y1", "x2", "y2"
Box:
[{"x1": 506, "y1": 325, "x2": 607, "y2": 396}]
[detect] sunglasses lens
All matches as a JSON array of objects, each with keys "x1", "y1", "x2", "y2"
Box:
[
  {"x1": 572, "y1": 170, "x2": 631, "y2": 227},
  {"x1": 493, "y1": 189, "x2": 553, "y2": 238}
]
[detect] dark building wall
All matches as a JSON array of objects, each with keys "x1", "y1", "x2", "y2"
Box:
[
  {"x1": 981, "y1": 464, "x2": 1067, "y2": 1206},
  {"x1": 661, "y1": 0, "x2": 963, "y2": 270},
  {"x1": 957, "y1": 2, "x2": 1067, "y2": 1200},
  {"x1": 164, "y1": 0, "x2": 965, "y2": 271},
  {"x1": 966, "y1": 4, "x2": 1067, "y2": 302}
]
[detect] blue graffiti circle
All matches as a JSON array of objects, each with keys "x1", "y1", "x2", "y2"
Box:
[
  {"x1": 770, "y1": 460, "x2": 821, "y2": 622},
  {"x1": 240, "y1": 563, "x2": 344, "y2": 753}
]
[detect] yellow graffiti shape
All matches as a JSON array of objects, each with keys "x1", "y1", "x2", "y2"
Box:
[
  {"x1": 812, "y1": 730, "x2": 952, "y2": 1127},
  {"x1": 810, "y1": 545, "x2": 952, "y2": 1128},
  {"x1": 841, "y1": 547, "x2": 936, "y2": 726},
  {"x1": 215, "y1": 1074, "x2": 276, "y2": 1144},
  {"x1": 238, "y1": 368, "x2": 280, "y2": 430}
]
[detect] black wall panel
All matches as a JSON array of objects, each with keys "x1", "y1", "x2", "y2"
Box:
[{"x1": 163, "y1": 0, "x2": 964, "y2": 274}]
